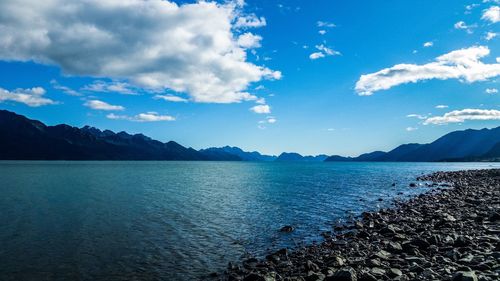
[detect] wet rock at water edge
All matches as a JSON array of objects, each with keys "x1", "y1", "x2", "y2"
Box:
[{"x1": 280, "y1": 225, "x2": 295, "y2": 233}]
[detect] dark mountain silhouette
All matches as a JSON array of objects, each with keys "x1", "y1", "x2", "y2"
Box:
[
  {"x1": 276, "y1": 152, "x2": 328, "y2": 162},
  {"x1": 325, "y1": 127, "x2": 500, "y2": 162},
  {"x1": 0, "y1": 110, "x2": 237, "y2": 161},
  {"x1": 2, "y1": 110, "x2": 499, "y2": 162},
  {"x1": 200, "y1": 146, "x2": 276, "y2": 161}
]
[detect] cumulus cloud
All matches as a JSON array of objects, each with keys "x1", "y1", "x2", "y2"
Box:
[
  {"x1": 0, "y1": 0, "x2": 280, "y2": 104},
  {"x1": 237, "y1": 32, "x2": 262, "y2": 49},
  {"x1": 406, "y1": 127, "x2": 418, "y2": 131},
  {"x1": 482, "y1": 6, "x2": 500, "y2": 23},
  {"x1": 435, "y1": 105, "x2": 449, "y2": 109},
  {"x1": 250, "y1": 104, "x2": 271, "y2": 114},
  {"x1": 485, "y1": 31, "x2": 498, "y2": 40},
  {"x1": 423, "y1": 42, "x2": 434, "y2": 47},
  {"x1": 356, "y1": 46, "x2": 500, "y2": 95},
  {"x1": 423, "y1": 109, "x2": 500, "y2": 125},
  {"x1": 107, "y1": 112, "x2": 175, "y2": 122},
  {"x1": 319, "y1": 30, "x2": 327, "y2": 35},
  {"x1": 0, "y1": 87, "x2": 57, "y2": 107},
  {"x1": 153, "y1": 94, "x2": 189, "y2": 102},
  {"x1": 84, "y1": 100, "x2": 125, "y2": 111},
  {"x1": 486, "y1": 88, "x2": 498, "y2": 93}
]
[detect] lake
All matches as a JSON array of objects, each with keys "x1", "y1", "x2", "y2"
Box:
[{"x1": 0, "y1": 161, "x2": 498, "y2": 280}]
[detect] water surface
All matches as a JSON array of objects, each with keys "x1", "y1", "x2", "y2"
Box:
[{"x1": 0, "y1": 161, "x2": 498, "y2": 280}]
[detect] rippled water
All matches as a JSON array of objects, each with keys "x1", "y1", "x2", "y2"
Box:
[{"x1": 0, "y1": 161, "x2": 498, "y2": 280}]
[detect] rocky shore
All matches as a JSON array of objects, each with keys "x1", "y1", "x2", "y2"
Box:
[{"x1": 214, "y1": 169, "x2": 500, "y2": 281}]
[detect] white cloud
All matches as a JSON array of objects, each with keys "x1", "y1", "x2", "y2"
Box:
[
  {"x1": 50, "y1": 80, "x2": 81, "y2": 96},
  {"x1": 0, "y1": 87, "x2": 57, "y2": 107},
  {"x1": 309, "y1": 52, "x2": 325, "y2": 60},
  {"x1": 237, "y1": 32, "x2": 262, "y2": 49},
  {"x1": 485, "y1": 31, "x2": 498, "y2": 40},
  {"x1": 356, "y1": 46, "x2": 500, "y2": 95},
  {"x1": 107, "y1": 112, "x2": 175, "y2": 122},
  {"x1": 466, "y1": 4, "x2": 480, "y2": 11},
  {"x1": 153, "y1": 94, "x2": 189, "y2": 102},
  {"x1": 486, "y1": 88, "x2": 498, "y2": 93},
  {"x1": 454, "y1": 21, "x2": 468, "y2": 29},
  {"x1": 82, "y1": 81, "x2": 137, "y2": 95},
  {"x1": 84, "y1": 100, "x2": 124, "y2": 111},
  {"x1": 234, "y1": 13, "x2": 267, "y2": 28},
  {"x1": 406, "y1": 127, "x2": 418, "y2": 131},
  {"x1": 257, "y1": 116, "x2": 276, "y2": 129},
  {"x1": 423, "y1": 109, "x2": 500, "y2": 125},
  {"x1": 266, "y1": 116, "x2": 277, "y2": 123},
  {"x1": 423, "y1": 41, "x2": 434, "y2": 47},
  {"x1": 407, "y1": 114, "x2": 428, "y2": 120},
  {"x1": 454, "y1": 21, "x2": 475, "y2": 33},
  {"x1": 482, "y1": 6, "x2": 500, "y2": 23},
  {"x1": 319, "y1": 30, "x2": 327, "y2": 35},
  {"x1": 435, "y1": 105, "x2": 449, "y2": 109},
  {"x1": 0, "y1": 0, "x2": 280, "y2": 104},
  {"x1": 317, "y1": 21, "x2": 336, "y2": 28},
  {"x1": 309, "y1": 44, "x2": 340, "y2": 60},
  {"x1": 255, "y1": 97, "x2": 266, "y2": 104},
  {"x1": 250, "y1": 104, "x2": 271, "y2": 114}
]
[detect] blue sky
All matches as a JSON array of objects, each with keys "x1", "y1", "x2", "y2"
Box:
[{"x1": 0, "y1": 0, "x2": 499, "y2": 156}]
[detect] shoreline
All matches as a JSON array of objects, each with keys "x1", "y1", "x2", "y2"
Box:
[{"x1": 213, "y1": 169, "x2": 500, "y2": 281}]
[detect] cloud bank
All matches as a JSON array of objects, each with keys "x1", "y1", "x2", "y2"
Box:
[
  {"x1": 0, "y1": 0, "x2": 280, "y2": 103},
  {"x1": 107, "y1": 112, "x2": 175, "y2": 122},
  {"x1": 423, "y1": 109, "x2": 500, "y2": 125},
  {"x1": 356, "y1": 46, "x2": 500, "y2": 95}
]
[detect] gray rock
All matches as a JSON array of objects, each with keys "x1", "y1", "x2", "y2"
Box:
[
  {"x1": 452, "y1": 271, "x2": 478, "y2": 281},
  {"x1": 326, "y1": 267, "x2": 357, "y2": 281},
  {"x1": 388, "y1": 268, "x2": 403, "y2": 277}
]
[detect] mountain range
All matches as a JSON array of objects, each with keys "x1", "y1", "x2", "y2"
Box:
[
  {"x1": 325, "y1": 127, "x2": 500, "y2": 162},
  {"x1": 0, "y1": 110, "x2": 236, "y2": 161},
  {"x1": 0, "y1": 109, "x2": 499, "y2": 162}
]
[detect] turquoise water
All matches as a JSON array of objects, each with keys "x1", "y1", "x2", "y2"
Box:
[{"x1": 0, "y1": 161, "x2": 498, "y2": 280}]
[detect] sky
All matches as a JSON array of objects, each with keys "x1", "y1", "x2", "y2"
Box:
[{"x1": 0, "y1": 0, "x2": 499, "y2": 156}]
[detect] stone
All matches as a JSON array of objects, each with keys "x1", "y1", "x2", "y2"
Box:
[
  {"x1": 374, "y1": 250, "x2": 391, "y2": 260},
  {"x1": 306, "y1": 260, "x2": 321, "y2": 272},
  {"x1": 411, "y1": 238, "x2": 430, "y2": 249},
  {"x1": 370, "y1": 267, "x2": 385, "y2": 276},
  {"x1": 358, "y1": 273, "x2": 377, "y2": 281},
  {"x1": 451, "y1": 271, "x2": 478, "y2": 281},
  {"x1": 387, "y1": 241, "x2": 403, "y2": 252},
  {"x1": 388, "y1": 268, "x2": 403, "y2": 277},
  {"x1": 326, "y1": 267, "x2": 357, "y2": 281},
  {"x1": 306, "y1": 271, "x2": 325, "y2": 281},
  {"x1": 280, "y1": 225, "x2": 295, "y2": 233},
  {"x1": 243, "y1": 273, "x2": 265, "y2": 281}
]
